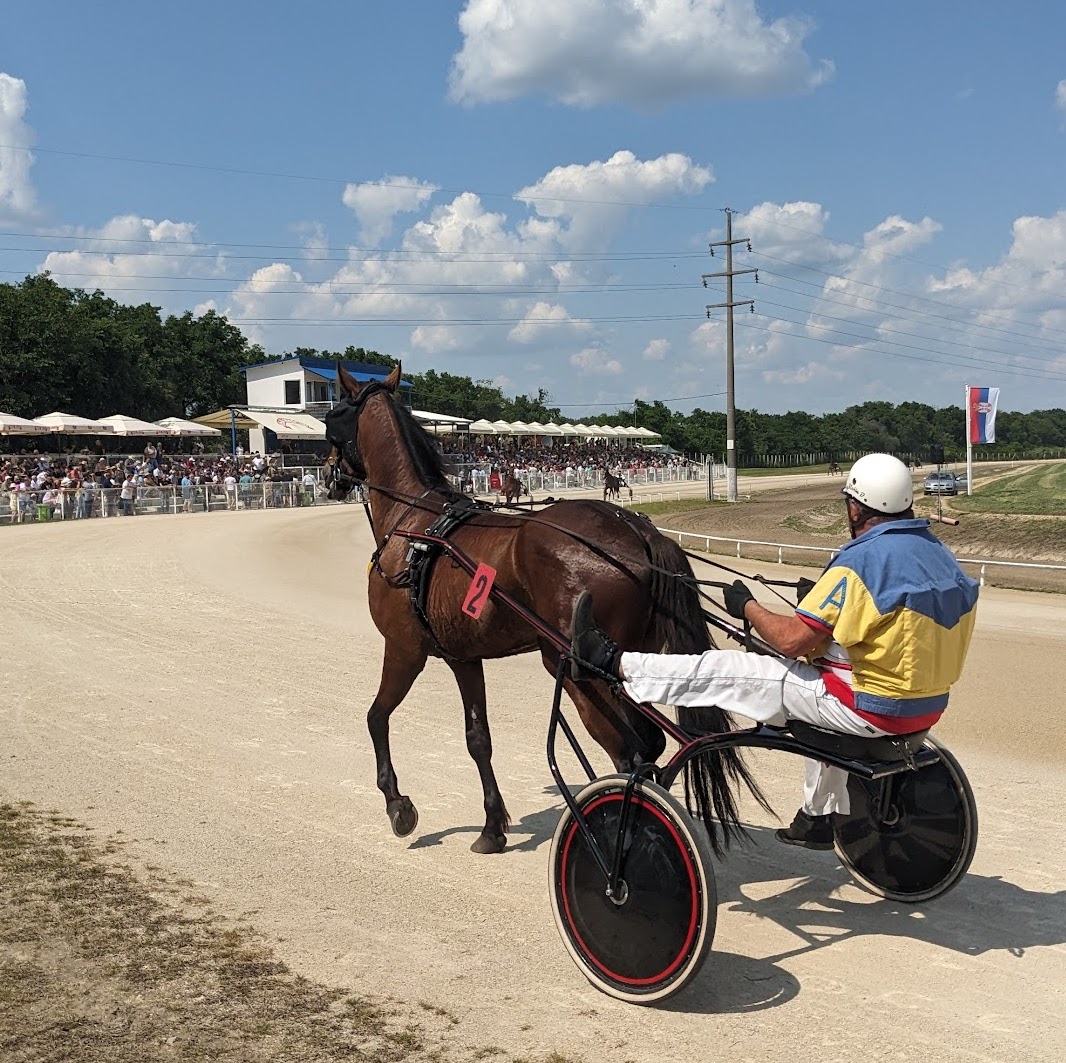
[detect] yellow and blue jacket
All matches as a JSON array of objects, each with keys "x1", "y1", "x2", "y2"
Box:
[{"x1": 796, "y1": 518, "x2": 979, "y2": 733}]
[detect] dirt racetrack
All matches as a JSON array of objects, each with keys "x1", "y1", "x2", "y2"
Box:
[{"x1": 3, "y1": 505, "x2": 1066, "y2": 1062}]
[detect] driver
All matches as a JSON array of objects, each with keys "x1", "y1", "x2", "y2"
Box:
[{"x1": 570, "y1": 453, "x2": 979, "y2": 850}]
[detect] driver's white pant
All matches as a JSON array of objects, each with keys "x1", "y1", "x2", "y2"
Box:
[{"x1": 620, "y1": 649, "x2": 892, "y2": 816}]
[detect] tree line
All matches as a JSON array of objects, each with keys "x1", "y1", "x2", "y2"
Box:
[{"x1": 3, "y1": 275, "x2": 1065, "y2": 460}]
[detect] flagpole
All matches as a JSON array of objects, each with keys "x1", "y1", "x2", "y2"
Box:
[{"x1": 965, "y1": 382, "x2": 973, "y2": 497}]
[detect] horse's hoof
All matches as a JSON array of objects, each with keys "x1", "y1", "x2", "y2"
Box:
[
  {"x1": 387, "y1": 797, "x2": 419, "y2": 838},
  {"x1": 470, "y1": 832, "x2": 507, "y2": 855}
]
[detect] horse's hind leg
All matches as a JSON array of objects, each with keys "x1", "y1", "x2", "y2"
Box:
[
  {"x1": 368, "y1": 642, "x2": 427, "y2": 839},
  {"x1": 447, "y1": 659, "x2": 510, "y2": 854}
]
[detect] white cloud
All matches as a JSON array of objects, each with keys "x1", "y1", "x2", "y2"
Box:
[
  {"x1": 1056, "y1": 79, "x2": 1066, "y2": 114},
  {"x1": 342, "y1": 176, "x2": 437, "y2": 245},
  {"x1": 0, "y1": 73, "x2": 38, "y2": 221},
  {"x1": 508, "y1": 301, "x2": 589, "y2": 342},
  {"x1": 39, "y1": 215, "x2": 225, "y2": 309},
  {"x1": 450, "y1": 0, "x2": 832, "y2": 107},
  {"x1": 643, "y1": 338, "x2": 670, "y2": 361},
  {"x1": 570, "y1": 346, "x2": 622, "y2": 374},
  {"x1": 516, "y1": 150, "x2": 712, "y2": 253}
]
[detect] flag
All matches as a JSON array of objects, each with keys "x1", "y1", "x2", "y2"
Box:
[{"x1": 968, "y1": 386, "x2": 999, "y2": 445}]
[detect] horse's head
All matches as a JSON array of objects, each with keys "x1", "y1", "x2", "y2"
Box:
[{"x1": 323, "y1": 363, "x2": 402, "y2": 500}]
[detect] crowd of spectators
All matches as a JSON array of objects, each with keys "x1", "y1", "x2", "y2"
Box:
[{"x1": 2, "y1": 443, "x2": 321, "y2": 523}]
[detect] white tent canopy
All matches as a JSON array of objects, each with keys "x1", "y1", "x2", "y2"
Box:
[
  {"x1": 155, "y1": 416, "x2": 222, "y2": 437},
  {"x1": 467, "y1": 418, "x2": 498, "y2": 434},
  {"x1": 0, "y1": 412, "x2": 50, "y2": 435},
  {"x1": 242, "y1": 410, "x2": 328, "y2": 440},
  {"x1": 97, "y1": 413, "x2": 171, "y2": 437},
  {"x1": 538, "y1": 422, "x2": 565, "y2": 436},
  {"x1": 33, "y1": 411, "x2": 115, "y2": 434},
  {"x1": 490, "y1": 420, "x2": 515, "y2": 435}
]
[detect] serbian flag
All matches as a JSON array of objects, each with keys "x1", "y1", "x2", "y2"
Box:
[{"x1": 968, "y1": 386, "x2": 1000, "y2": 445}]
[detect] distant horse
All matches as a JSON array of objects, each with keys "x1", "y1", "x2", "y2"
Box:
[
  {"x1": 501, "y1": 468, "x2": 528, "y2": 505},
  {"x1": 827, "y1": 462, "x2": 841, "y2": 476},
  {"x1": 323, "y1": 364, "x2": 766, "y2": 856},
  {"x1": 603, "y1": 470, "x2": 628, "y2": 501}
]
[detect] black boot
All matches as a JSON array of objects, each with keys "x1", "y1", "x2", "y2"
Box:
[
  {"x1": 570, "y1": 591, "x2": 622, "y2": 682},
  {"x1": 775, "y1": 809, "x2": 835, "y2": 851}
]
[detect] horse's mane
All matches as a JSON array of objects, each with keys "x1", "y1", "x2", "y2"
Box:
[{"x1": 390, "y1": 399, "x2": 463, "y2": 498}]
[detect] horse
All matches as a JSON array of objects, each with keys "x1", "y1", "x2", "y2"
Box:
[
  {"x1": 603, "y1": 470, "x2": 628, "y2": 501},
  {"x1": 323, "y1": 364, "x2": 766, "y2": 856},
  {"x1": 827, "y1": 462, "x2": 841, "y2": 476},
  {"x1": 501, "y1": 468, "x2": 527, "y2": 505}
]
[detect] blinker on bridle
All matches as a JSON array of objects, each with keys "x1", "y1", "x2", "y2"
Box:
[{"x1": 324, "y1": 380, "x2": 390, "y2": 497}]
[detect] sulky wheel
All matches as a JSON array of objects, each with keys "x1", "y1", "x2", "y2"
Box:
[
  {"x1": 833, "y1": 736, "x2": 978, "y2": 903},
  {"x1": 548, "y1": 774, "x2": 716, "y2": 1004}
]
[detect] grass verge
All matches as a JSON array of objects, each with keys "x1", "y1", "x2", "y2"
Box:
[{"x1": 951, "y1": 464, "x2": 1066, "y2": 515}]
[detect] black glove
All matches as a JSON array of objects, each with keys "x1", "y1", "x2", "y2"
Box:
[
  {"x1": 723, "y1": 579, "x2": 755, "y2": 621},
  {"x1": 795, "y1": 577, "x2": 817, "y2": 605}
]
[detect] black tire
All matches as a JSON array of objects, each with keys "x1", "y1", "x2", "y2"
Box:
[
  {"x1": 548, "y1": 774, "x2": 716, "y2": 1004},
  {"x1": 834, "y1": 736, "x2": 977, "y2": 903}
]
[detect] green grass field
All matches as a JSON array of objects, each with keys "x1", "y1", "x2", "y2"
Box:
[{"x1": 952, "y1": 464, "x2": 1066, "y2": 515}]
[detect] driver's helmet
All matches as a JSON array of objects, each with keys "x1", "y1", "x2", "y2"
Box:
[{"x1": 842, "y1": 453, "x2": 913, "y2": 514}]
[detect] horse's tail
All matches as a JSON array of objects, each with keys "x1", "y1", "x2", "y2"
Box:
[{"x1": 645, "y1": 532, "x2": 773, "y2": 856}]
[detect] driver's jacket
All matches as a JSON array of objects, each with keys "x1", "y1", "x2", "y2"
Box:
[{"x1": 796, "y1": 519, "x2": 979, "y2": 734}]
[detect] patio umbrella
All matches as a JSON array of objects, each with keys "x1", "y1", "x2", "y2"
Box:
[
  {"x1": 537, "y1": 423, "x2": 565, "y2": 436},
  {"x1": 97, "y1": 413, "x2": 171, "y2": 437},
  {"x1": 155, "y1": 417, "x2": 222, "y2": 437},
  {"x1": 0, "y1": 412, "x2": 50, "y2": 435},
  {"x1": 490, "y1": 420, "x2": 515, "y2": 435},
  {"x1": 508, "y1": 420, "x2": 532, "y2": 435},
  {"x1": 33, "y1": 411, "x2": 116, "y2": 434},
  {"x1": 467, "y1": 419, "x2": 498, "y2": 434}
]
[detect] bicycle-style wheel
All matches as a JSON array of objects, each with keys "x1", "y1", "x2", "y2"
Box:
[
  {"x1": 834, "y1": 736, "x2": 978, "y2": 903},
  {"x1": 548, "y1": 774, "x2": 716, "y2": 1004}
]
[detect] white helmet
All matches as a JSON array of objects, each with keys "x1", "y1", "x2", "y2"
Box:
[{"x1": 842, "y1": 453, "x2": 913, "y2": 514}]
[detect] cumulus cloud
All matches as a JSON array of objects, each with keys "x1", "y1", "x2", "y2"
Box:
[
  {"x1": 0, "y1": 73, "x2": 38, "y2": 221},
  {"x1": 570, "y1": 346, "x2": 622, "y2": 374},
  {"x1": 508, "y1": 301, "x2": 590, "y2": 342},
  {"x1": 39, "y1": 215, "x2": 226, "y2": 308},
  {"x1": 342, "y1": 176, "x2": 437, "y2": 245},
  {"x1": 1057, "y1": 79, "x2": 1066, "y2": 114},
  {"x1": 517, "y1": 150, "x2": 712, "y2": 252},
  {"x1": 450, "y1": 0, "x2": 833, "y2": 107},
  {"x1": 643, "y1": 338, "x2": 670, "y2": 361},
  {"x1": 228, "y1": 151, "x2": 712, "y2": 359}
]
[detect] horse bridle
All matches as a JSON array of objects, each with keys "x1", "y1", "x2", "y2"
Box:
[{"x1": 323, "y1": 380, "x2": 390, "y2": 497}]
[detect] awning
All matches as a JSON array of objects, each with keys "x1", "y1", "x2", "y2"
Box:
[{"x1": 242, "y1": 410, "x2": 327, "y2": 440}]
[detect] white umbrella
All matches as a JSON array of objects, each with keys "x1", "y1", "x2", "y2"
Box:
[
  {"x1": 0, "y1": 411, "x2": 50, "y2": 435},
  {"x1": 155, "y1": 416, "x2": 222, "y2": 437},
  {"x1": 571, "y1": 423, "x2": 596, "y2": 437},
  {"x1": 537, "y1": 422, "x2": 565, "y2": 436},
  {"x1": 591, "y1": 425, "x2": 620, "y2": 438},
  {"x1": 525, "y1": 421, "x2": 547, "y2": 435},
  {"x1": 97, "y1": 413, "x2": 171, "y2": 437},
  {"x1": 617, "y1": 425, "x2": 641, "y2": 438},
  {"x1": 467, "y1": 419, "x2": 498, "y2": 434},
  {"x1": 33, "y1": 411, "x2": 115, "y2": 435},
  {"x1": 508, "y1": 420, "x2": 532, "y2": 435},
  {"x1": 490, "y1": 420, "x2": 515, "y2": 435},
  {"x1": 635, "y1": 426, "x2": 661, "y2": 438}
]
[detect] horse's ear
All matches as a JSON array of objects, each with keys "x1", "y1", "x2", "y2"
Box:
[
  {"x1": 337, "y1": 362, "x2": 361, "y2": 398},
  {"x1": 384, "y1": 363, "x2": 402, "y2": 393}
]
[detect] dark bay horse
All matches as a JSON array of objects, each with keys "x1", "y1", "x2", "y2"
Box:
[
  {"x1": 324, "y1": 364, "x2": 764, "y2": 855},
  {"x1": 501, "y1": 468, "x2": 527, "y2": 505},
  {"x1": 603, "y1": 470, "x2": 628, "y2": 501}
]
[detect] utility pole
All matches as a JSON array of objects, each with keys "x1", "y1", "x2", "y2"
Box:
[{"x1": 704, "y1": 208, "x2": 755, "y2": 502}]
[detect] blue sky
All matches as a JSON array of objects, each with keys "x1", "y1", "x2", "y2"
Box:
[{"x1": 4, "y1": 1, "x2": 1066, "y2": 417}]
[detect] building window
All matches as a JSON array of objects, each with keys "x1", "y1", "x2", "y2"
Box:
[{"x1": 284, "y1": 380, "x2": 300, "y2": 405}]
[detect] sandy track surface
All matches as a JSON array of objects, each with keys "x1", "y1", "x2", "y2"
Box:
[{"x1": 3, "y1": 507, "x2": 1065, "y2": 1062}]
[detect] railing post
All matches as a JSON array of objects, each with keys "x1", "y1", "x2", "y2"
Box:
[
  {"x1": 980, "y1": 564, "x2": 987, "y2": 587},
  {"x1": 778, "y1": 546, "x2": 783, "y2": 564}
]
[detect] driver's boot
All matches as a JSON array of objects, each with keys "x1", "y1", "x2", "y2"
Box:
[
  {"x1": 775, "y1": 809, "x2": 835, "y2": 850},
  {"x1": 569, "y1": 592, "x2": 622, "y2": 682}
]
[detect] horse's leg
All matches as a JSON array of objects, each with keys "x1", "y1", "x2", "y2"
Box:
[
  {"x1": 446, "y1": 659, "x2": 510, "y2": 854},
  {"x1": 368, "y1": 642, "x2": 427, "y2": 838}
]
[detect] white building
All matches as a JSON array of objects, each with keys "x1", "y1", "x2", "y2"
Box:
[{"x1": 239, "y1": 355, "x2": 414, "y2": 453}]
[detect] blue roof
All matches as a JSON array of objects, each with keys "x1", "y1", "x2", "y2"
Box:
[{"x1": 239, "y1": 354, "x2": 412, "y2": 388}]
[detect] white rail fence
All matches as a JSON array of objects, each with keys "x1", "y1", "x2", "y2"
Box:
[{"x1": 658, "y1": 527, "x2": 1066, "y2": 589}]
